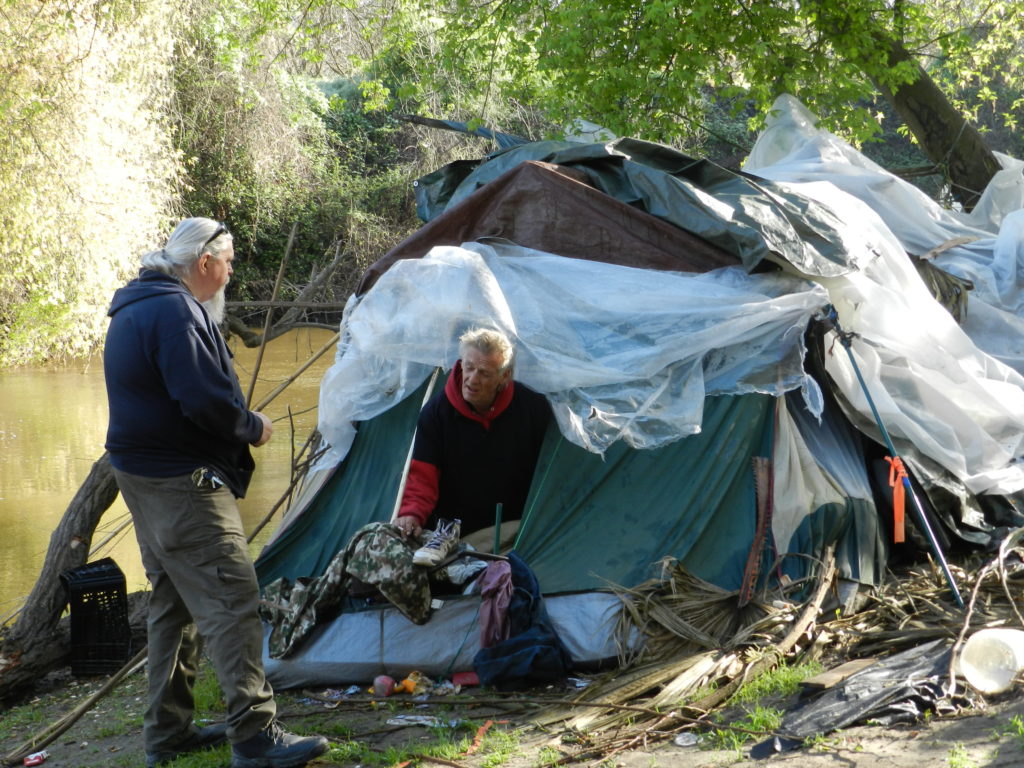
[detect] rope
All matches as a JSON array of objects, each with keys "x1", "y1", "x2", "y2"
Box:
[
  {"x1": 886, "y1": 456, "x2": 908, "y2": 543},
  {"x1": 442, "y1": 612, "x2": 479, "y2": 679}
]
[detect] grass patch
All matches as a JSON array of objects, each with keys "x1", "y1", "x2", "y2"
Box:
[
  {"x1": 325, "y1": 740, "x2": 375, "y2": 764},
  {"x1": 479, "y1": 727, "x2": 521, "y2": 768},
  {"x1": 730, "y1": 660, "x2": 824, "y2": 705},
  {"x1": 999, "y1": 714, "x2": 1024, "y2": 747},
  {"x1": 192, "y1": 666, "x2": 225, "y2": 716},
  {"x1": 947, "y1": 742, "x2": 976, "y2": 768},
  {"x1": 0, "y1": 700, "x2": 50, "y2": 741},
  {"x1": 707, "y1": 705, "x2": 782, "y2": 754},
  {"x1": 323, "y1": 719, "x2": 501, "y2": 768},
  {"x1": 536, "y1": 745, "x2": 563, "y2": 766},
  {"x1": 315, "y1": 719, "x2": 356, "y2": 739}
]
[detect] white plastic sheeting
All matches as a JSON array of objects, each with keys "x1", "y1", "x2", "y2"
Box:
[
  {"x1": 747, "y1": 95, "x2": 1024, "y2": 376},
  {"x1": 317, "y1": 242, "x2": 829, "y2": 464},
  {"x1": 316, "y1": 97, "x2": 1024, "y2": 495},
  {"x1": 745, "y1": 96, "x2": 1024, "y2": 495},
  {"x1": 263, "y1": 591, "x2": 626, "y2": 687}
]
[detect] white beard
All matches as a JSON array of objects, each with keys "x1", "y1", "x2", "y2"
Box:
[{"x1": 203, "y1": 286, "x2": 227, "y2": 325}]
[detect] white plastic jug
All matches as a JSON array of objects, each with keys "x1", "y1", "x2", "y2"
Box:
[{"x1": 959, "y1": 628, "x2": 1024, "y2": 694}]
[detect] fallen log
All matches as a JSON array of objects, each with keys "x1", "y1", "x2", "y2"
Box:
[{"x1": 0, "y1": 453, "x2": 119, "y2": 703}]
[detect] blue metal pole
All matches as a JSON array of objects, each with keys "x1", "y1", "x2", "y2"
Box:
[{"x1": 824, "y1": 307, "x2": 964, "y2": 608}]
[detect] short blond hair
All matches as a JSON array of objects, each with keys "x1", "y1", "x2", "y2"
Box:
[{"x1": 459, "y1": 327, "x2": 514, "y2": 373}]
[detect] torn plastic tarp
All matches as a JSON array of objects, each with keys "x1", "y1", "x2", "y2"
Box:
[
  {"x1": 750, "y1": 639, "x2": 975, "y2": 757},
  {"x1": 316, "y1": 242, "x2": 828, "y2": 466},
  {"x1": 742, "y1": 97, "x2": 1024, "y2": 495},
  {"x1": 417, "y1": 138, "x2": 865, "y2": 278},
  {"x1": 409, "y1": 109, "x2": 1024, "y2": 495},
  {"x1": 746, "y1": 94, "x2": 1024, "y2": 378}
]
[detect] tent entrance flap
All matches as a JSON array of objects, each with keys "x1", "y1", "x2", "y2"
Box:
[{"x1": 255, "y1": 377, "x2": 432, "y2": 587}]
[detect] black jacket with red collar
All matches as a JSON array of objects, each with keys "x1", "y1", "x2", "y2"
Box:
[{"x1": 399, "y1": 361, "x2": 552, "y2": 535}]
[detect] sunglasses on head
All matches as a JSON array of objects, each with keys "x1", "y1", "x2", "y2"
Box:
[{"x1": 202, "y1": 222, "x2": 230, "y2": 249}]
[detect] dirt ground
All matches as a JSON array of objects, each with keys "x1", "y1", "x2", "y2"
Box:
[{"x1": 3, "y1": 664, "x2": 1024, "y2": 768}]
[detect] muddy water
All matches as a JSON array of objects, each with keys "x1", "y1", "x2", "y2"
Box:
[{"x1": 0, "y1": 328, "x2": 338, "y2": 619}]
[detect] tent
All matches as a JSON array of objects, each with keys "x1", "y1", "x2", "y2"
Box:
[{"x1": 254, "y1": 96, "x2": 1024, "y2": 688}]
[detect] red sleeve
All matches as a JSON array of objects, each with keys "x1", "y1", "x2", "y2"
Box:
[{"x1": 399, "y1": 459, "x2": 440, "y2": 525}]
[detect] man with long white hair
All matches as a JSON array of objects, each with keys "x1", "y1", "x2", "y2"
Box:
[{"x1": 104, "y1": 217, "x2": 328, "y2": 768}]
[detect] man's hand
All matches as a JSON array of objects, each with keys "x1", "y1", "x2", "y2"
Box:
[
  {"x1": 395, "y1": 515, "x2": 422, "y2": 538},
  {"x1": 252, "y1": 412, "x2": 273, "y2": 447}
]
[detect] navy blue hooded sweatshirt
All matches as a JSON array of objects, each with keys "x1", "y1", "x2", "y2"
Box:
[{"x1": 104, "y1": 269, "x2": 263, "y2": 498}]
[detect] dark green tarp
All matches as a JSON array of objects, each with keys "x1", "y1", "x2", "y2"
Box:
[
  {"x1": 416, "y1": 138, "x2": 857, "y2": 278},
  {"x1": 256, "y1": 388, "x2": 822, "y2": 594}
]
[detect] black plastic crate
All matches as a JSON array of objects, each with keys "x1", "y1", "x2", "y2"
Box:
[{"x1": 60, "y1": 557, "x2": 132, "y2": 676}]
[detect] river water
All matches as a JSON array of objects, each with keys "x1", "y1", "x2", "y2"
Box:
[{"x1": 0, "y1": 328, "x2": 337, "y2": 621}]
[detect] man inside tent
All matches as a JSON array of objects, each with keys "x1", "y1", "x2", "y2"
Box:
[{"x1": 395, "y1": 327, "x2": 551, "y2": 564}]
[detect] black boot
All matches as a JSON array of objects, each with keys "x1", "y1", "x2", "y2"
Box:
[
  {"x1": 146, "y1": 722, "x2": 229, "y2": 767},
  {"x1": 231, "y1": 721, "x2": 329, "y2": 768}
]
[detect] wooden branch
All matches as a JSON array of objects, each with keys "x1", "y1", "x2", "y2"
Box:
[
  {"x1": 251, "y1": 332, "x2": 340, "y2": 413},
  {"x1": 226, "y1": 301, "x2": 349, "y2": 309},
  {"x1": 2, "y1": 646, "x2": 147, "y2": 766},
  {"x1": 247, "y1": 222, "x2": 297, "y2": 407}
]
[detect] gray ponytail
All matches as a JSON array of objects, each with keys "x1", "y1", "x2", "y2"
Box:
[{"x1": 141, "y1": 217, "x2": 232, "y2": 279}]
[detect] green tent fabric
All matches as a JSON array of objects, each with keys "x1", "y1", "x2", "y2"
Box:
[
  {"x1": 255, "y1": 378, "x2": 430, "y2": 586},
  {"x1": 513, "y1": 394, "x2": 775, "y2": 593},
  {"x1": 257, "y1": 389, "x2": 807, "y2": 595}
]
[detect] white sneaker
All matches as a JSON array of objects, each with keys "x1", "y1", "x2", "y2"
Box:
[{"x1": 413, "y1": 518, "x2": 461, "y2": 567}]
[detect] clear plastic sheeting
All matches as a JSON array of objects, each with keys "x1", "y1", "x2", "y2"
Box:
[
  {"x1": 745, "y1": 96, "x2": 1024, "y2": 494},
  {"x1": 317, "y1": 242, "x2": 828, "y2": 465},
  {"x1": 746, "y1": 94, "x2": 1024, "y2": 375}
]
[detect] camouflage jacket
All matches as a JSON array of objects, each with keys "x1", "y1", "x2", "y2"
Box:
[{"x1": 260, "y1": 521, "x2": 432, "y2": 658}]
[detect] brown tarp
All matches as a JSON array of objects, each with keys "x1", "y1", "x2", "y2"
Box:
[{"x1": 356, "y1": 160, "x2": 740, "y2": 295}]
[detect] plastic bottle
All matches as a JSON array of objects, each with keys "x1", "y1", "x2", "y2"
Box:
[{"x1": 958, "y1": 628, "x2": 1024, "y2": 694}]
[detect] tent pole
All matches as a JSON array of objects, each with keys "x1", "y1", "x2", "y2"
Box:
[
  {"x1": 390, "y1": 367, "x2": 442, "y2": 522},
  {"x1": 822, "y1": 307, "x2": 964, "y2": 608}
]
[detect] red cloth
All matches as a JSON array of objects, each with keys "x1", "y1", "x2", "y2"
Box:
[{"x1": 398, "y1": 362, "x2": 550, "y2": 533}]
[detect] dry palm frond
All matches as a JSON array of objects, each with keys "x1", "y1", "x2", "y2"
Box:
[
  {"x1": 648, "y1": 650, "x2": 733, "y2": 710},
  {"x1": 912, "y1": 255, "x2": 974, "y2": 322},
  {"x1": 532, "y1": 538, "x2": 1024, "y2": 767},
  {"x1": 821, "y1": 536, "x2": 1024, "y2": 659},
  {"x1": 610, "y1": 557, "x2": 776, "y2": 667},
  {"x1": 531, "y1": 649, "x2": 706, "y2": 728}
]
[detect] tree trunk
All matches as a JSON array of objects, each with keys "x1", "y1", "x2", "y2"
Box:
[
  {"x1": 872, "y1": 39, "x2": 1002, "y2": 211},
  {"x1": 0, "y1": 452, "x2": 120, "y2": 702}
]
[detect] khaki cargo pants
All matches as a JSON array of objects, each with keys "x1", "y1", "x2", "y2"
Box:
[{"x1": 114, "y1": 469, "x2": 276, "y2": 753}]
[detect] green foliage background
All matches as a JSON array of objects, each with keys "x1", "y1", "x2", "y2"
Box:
[
  {"x1": 0, "y1": 0, "x2": 181, "y2": 365},
  {"x1": 1, "y1": 0, "x2": 1021, "y2": 366},
  {"x1": 0, "y1": 0, "x2": 465, "y2": 365}
]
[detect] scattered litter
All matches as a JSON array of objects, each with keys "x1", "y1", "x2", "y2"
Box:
[
  {"x1": 431, "y1": 680, "x2": 459, "y2": 695},
  {"x1": 318, "y1": 686, "x2": 361, "y2": 700},
  {"x1": 452, "y1": 670, "x2": 479, "y2": 687},
  {"x1": 402, "y1": 670, "x2": 429, "y2": 694},
  {"x1": 566, "y1": 677, "x2": 591, "y2": 689},
  {"x1": 372, "y1": 675, "x2": 396, "y2": 697},
  {"x1": 386, "y1": 715, "x2": 463, "y2": 728},
  {"x1": 958, "y1": 628, "x2": 1024, "y2": 694},
  {"x1": 751, "y1": 639, "x2": 976, "y2": 758},
  {"x1": 672, "y1": 733, "x2": 698, "y2": 747},
  {"x1": 23, "y1": 751, "x2": 48, "y2": 766}
]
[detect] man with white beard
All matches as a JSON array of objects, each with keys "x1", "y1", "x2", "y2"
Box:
[{"x1": 103, "y1": 217, "x2": 328, "y2": 768}]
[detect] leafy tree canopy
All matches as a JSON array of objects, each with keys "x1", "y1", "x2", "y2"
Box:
[{"x1": 364, "y1": 0, "x2": 1023, "y2": 160}]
